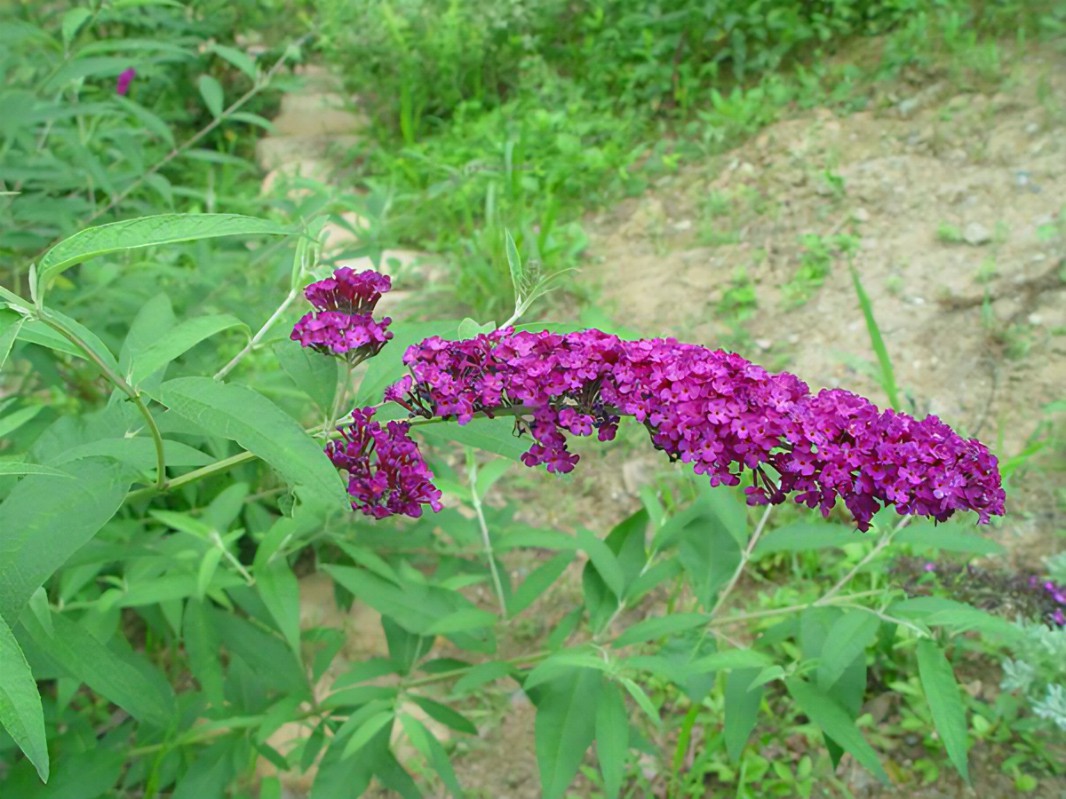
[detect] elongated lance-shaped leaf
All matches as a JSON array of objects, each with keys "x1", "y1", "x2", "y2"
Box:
[
  {"x1": 150, "y1": 377, "x2": 348, "y2": 510},
  {"x1": 0, "y1": 460, "x2": 129, "y2": 625},
  {"x1": 535, "y1": 668, "x2": 603, "y2": 799},
  {"x1": 23, "y1": 610, "x2": 174, "y2": 728},
  {"x1": 0, "y1": 615, "x2": 48, "y2": 782},
  {"x1": 916, "y1": 639, "x2": 970, "y2": 782},
  {"x1": 785, "y1": 677, "x2": 888, "y2": 784},
  {"x1": 128, "y1": 314, "x2": 247, "y2": 385},
  {"x1": 36, "y1": 213, "x2": 291, "y2": 299},
  {"x1": 850, "y1": 267, "x2": 900, "y2": 409}
]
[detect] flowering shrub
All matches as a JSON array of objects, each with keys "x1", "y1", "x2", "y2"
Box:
[{"x1": 1, "y1": 227, "x2": 1051, "y2": 798}]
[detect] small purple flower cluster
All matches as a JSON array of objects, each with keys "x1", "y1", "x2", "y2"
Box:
[
  {"x1": 291, "y1": 268, "x2": 393, "y2": 364},
  {"x1": 392, "y1": 328, "x2": 1005, "y2": 530},
  {"x1": 893, "y1": 557, "x2": 1065, "y2": 628},
  {"x1": 325, "y1": 407, "x2": 443, "y2": 519},
  {"x1": 1028, "y1": 575, "x2": 1066, "y2": 627}
]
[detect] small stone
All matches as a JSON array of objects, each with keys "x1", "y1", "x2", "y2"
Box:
[
  {"x1": 622, "y1": 458, "x2": 656, "y2": 495},
  {"x1": 963, "y1": 222, "x2": 992, "y2": 246},
  {"x1": 672, "y1": 219, "x2": 693, "y2": 231},
  {"x1": 1024, "y1": 121, "x2": 1040, "y2": 135},
  {"x1": 1028, "y1": 313, "x2": 1042, "y2": 326},
  {"x1": 852, "y1": 207, "x2": 870, "y2": 223},
  {"x1": 754, "y1": 338, "x2": 772, "y2": 351},
  {"x1": 898, "y1": 97, "x2": 920, "y2": 117}
]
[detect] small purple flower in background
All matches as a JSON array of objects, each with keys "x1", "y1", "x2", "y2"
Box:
[
  {"x1": 291, "y1": 268, "x2": 393, "y2": 364},
  {"x1": 116, "y1": 68, "x2": 136, "y2": 96},
  {"x1": 894, "y1": 557, "x2": 1066, "y2": 629}
]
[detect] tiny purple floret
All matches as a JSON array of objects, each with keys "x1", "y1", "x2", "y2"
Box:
[{"x1": 116, "y1": 68, "x2": 136, "y2": 96}]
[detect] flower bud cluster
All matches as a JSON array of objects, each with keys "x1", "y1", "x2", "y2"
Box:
[
  {"x1": 291, "y1": 268, "x2": 393, "y2": 363},
  {"x1": 394, "y1": 328, "x2": 1005, "y2": 530},
  {"x1": 325, "y1": 407, "x2": 443, "y2": 519}
]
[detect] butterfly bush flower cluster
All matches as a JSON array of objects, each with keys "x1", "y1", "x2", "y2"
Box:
[
  {"x1": 290, "y1": 267, "x2": 393, "y2": 364},
  {"x1": 390, "y1": 328, "x2": 1004, "y2": 530},
  {"x1": 289, "y1": 274, "x2": 1004, "y2": 527},
  {"x1": 325, "y1": 407, "x2": 443, "y2": 519}
]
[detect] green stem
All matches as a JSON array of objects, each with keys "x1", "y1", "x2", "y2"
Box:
[
  {"x1": 708, "y1": 503, "x2": 774, "y2": 619},
  {"x1": 816, "y1": 517, "x2": 909, "y2": 606},
  {"x1": 125, "y1": 450, "x2": 256, "y2": 503},
  {"x1": 467, "y1": 451, "x2": 508, "y2": 619},
  {"x1": 709, "y1": 589, "x2": 884, "y2": 628},
  {"x1": 40, "y1": 311, "x2": 168, "y2": 490},
  {"x1": 214, "y1": 287, "x2": 299, "y2": 380}
]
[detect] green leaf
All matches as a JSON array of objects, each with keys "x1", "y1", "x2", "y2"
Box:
[
  {"x1": 37, "y1": 214, "x2": 290, "y2": 296},
  {"x1": 198, "y1": 75, "x2": 225, "y2": 118},
  {"x1": 889, "y1": 597, "x2": 1022, "y2": 643},
  {"x1": 611, "y1": 613, "x2": 708, "y2": 648},
  {"x1": 916, "y1": 639, "x2": 969, "y2": 782},
  {"x1": 595, "y1": 682, "x2": 628, "y2": 799},
  {"x1": 273, "y1": 341, "x2": 339, "y2": 412},
  {"x1": 183, "y1": 599, "x2": 224, "y2": 706},
  {"x1": 0, "y1": 458, "x2": 72, "y2": 478},
  {"x1": 0, "y1": 461, "x2": 129, "y2": 626},
  {"x1": 341, "y1": 710, "x2": 394, "y2": 760},
  {"x1": 39, "y1": 307, "x2": 120, "y2": 372},
  {"x1": 509, "y1": 552, "x2": 573, "y2": 616},
  {"x1": 254, "y1": 560, "x2": 301, "y2": 657},
  {"x1": 816, "y1": 610, "x2": 879, "y2": 691},
  {"x1": 724, "y1": 668, "x2": 762, "y2": 762},
  {"x1": 172, "y1": 741, "x2": 235, "y2": 799},
  {"x1": 785, "y1": 677, "x2": 887, "y2": 784},
  {"x1": 400, "y1": 714, "x2": 465, "y2": 797},
  {"x1": 114, "y1": 96, "x2": 175, "y2": 147},
  {"x1": 151, "y1": 377, "x2": 347, "y2": 509},
  {"x1": 25, "y1": 611, "x2": 174, "y2": 727},
  {"x1": 415, "y1": 416, "x2": 528, "y2": 461},
  {"x1": 410, "y1": 695, "x2": 478, "y2": 736},
  {"x1": 534, "y1": 669, "x2": 602, "y2": 799},
  {"x1": 851, "y1": 267, "x2": 900, "y2": 409},
  {"x1": 16, "y1": 320, "x2": 88, "y2": 360},
  {"x1": 0, "y1": 308, "x2": 26, "y2": 372},
  {"x1": 578, "y1": 528, "x2": 625, "y2": 598},
  {"x1": 0, "y1": 615, "x2": 48, "y2": 782},
  {"x1": 453, "y1": 661, "x2": 513, "y2": 695},
  {"x1": 619, "y1": 677, "x2": 661, "y2": 729},
  {"x1": 128, "y1": 314, "x2": 246, "y2": 385},
  {"x1": 752, "y1": 522, "x2": 859, "y2": 558},
  {"x1": 505, "y1": 228, "x2": 525, "y2": 305},
  {"x1": 61, "y1": 7, "x2": 93, "y2": 46},
  {"x1": 895, "y1": 522, "x2": 1003, "y2": 556},
  {"x1": 210, "y1": 43, "x2": 258, "y2": 78},
  {"x1": 686, "y1": 648, "x2": 773, "y2": 673}
]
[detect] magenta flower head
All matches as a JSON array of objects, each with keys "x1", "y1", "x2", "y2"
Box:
[
  {"x1": 116, "y1": 68, "x2": 136, "y2": 96},
  {"x1": 291, "y1": 268, "x2": 393, "y2": 365}
]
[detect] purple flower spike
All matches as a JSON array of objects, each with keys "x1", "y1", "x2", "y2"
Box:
[
  {"x1": 326, "y1": 407, "x2": 443, "y2": 519},
  {"x1": 386, "y1": 327, "x2": 1006, "y2": 530},
  {"x1": 116, "y1": 68, "x2": 136, "y2": 96}
]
